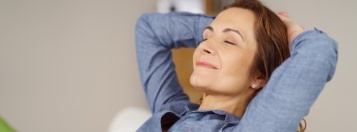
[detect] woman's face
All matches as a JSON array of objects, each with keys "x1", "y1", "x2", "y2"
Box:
[{"x1": 190, "y1": 8, "x2": 258, "y2": 96}]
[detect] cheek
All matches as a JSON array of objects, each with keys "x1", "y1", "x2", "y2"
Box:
[
  {"x1": 192, "y1": 48, "x2": 198, "y2": 60},
  {"x1": 220, "y1": 52, "x2": 253, "y2": 84},
  {"x1": 192, "y1": 48, "x2": 200, "y2": 66},
  {"x1": 223, "y1": 53, "x2": 250, "y2": 73}
]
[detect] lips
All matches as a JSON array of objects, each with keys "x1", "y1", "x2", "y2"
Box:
[{"x1": 196, "y1": 61, "x2": 218, "y2": 69}]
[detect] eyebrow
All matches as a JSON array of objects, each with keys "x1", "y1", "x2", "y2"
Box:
[{"x1": 204, "y1": 26, "x2": 245, "y2": 42}]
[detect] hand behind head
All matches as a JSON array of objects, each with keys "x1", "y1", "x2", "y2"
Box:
[{"x1": 277, "y1": 12, "x2": 305, "y2": 44}]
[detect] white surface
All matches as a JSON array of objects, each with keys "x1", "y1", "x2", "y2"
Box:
[
  {"x1": 157, "y1": 0, "x2": 205, "y2": 14},
  {"x1": 107, "y1": 107, "x2": 151, "y2": 132}
]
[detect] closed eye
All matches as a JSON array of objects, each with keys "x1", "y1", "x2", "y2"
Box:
[{"x1": 224, "y1": 40, "x2": 236, "y2": 45}]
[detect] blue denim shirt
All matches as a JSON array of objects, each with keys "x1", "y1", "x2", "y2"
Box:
[{"x1": 135, "y1": 12, "x2": 338, "y2": 132}]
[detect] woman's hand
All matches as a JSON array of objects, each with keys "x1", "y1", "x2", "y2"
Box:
[{"x1": 278, "y1": 12, "x2": 305, "y2": 44}]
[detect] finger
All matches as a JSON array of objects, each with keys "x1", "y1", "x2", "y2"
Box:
[
  {"x1": 277, "y1": 14, "x2": 290, "y2": 23},
  {"x1": 278, "y1": 12, "x2": 288, "y2": 17}
]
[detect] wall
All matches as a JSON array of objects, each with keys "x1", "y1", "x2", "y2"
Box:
[
  {"x1": 0, "y1": 0, "x2": 356, "y2": 132},
  {"x1": 0, "y1": 0, "x2": 156, "y2": 132}
]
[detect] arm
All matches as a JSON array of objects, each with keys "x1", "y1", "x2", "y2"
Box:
[
  {"x1": 135, "y1": 12, "x2": 213, "y2": 113},
  {"x1": 235, "y1": 29, "x2": 338, "y2": 132}
]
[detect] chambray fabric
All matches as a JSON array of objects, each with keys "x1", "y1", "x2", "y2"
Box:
[{"x1": 135, "y1": 12, "x2": 338, "y2": 132}]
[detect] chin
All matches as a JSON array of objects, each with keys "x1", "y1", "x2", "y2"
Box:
[{"x1": 190, "y1": 73, "x2": 211, "y2": 91}]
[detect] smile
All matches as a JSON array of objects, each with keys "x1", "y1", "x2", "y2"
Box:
[{"x1": 196, "y1": 61, "x2": 218, "y2": 69}]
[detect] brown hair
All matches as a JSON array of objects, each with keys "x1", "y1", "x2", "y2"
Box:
[
  {"x1": 224, "y1": 0, "x2": 306, "y2": 131},
  {"x1": 225, "y1": 0, "x2": 290, "y2": 81}
]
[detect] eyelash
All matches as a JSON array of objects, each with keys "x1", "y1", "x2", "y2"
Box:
[
  {"x1": 224, "y1": 40, "x2": 237, "y2": 46},
  {"x1": 200, "y1": 38, "x2": 237, "y2": 46}
]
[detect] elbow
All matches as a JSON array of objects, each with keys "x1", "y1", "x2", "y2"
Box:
[
  {"x1": 314, "y1": 28, "x2": 339, "y2": 60},
  {"x1": 326, "y1": 39, "x2": 338, "y2": 82},
  {"x1": 135, "y1": 14, "x2": 155, "y2": 48},
  {"x1": 135, "y1": 14, "x2": 151, "y2": 36},
  {"x1": 294, "y1": 29, "x2": 339, "y2": 82},
  {"x1": 316, "y1": 33, "x2": 339, "y2": 82},
  {"x1": 297, "y1": 28, "x2": 339, "y2": 63},
  {"x1": 319, "y1": 32, "x2": 338, "y2": 66}
]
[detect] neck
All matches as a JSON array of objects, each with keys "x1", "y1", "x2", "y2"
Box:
[{"x1": 198, "y1": 92, "x2": 255, "y2": 117}]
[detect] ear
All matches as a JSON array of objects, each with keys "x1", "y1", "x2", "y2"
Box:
[
  {"x1": 253, "y1": 78, "x2": 266, "y2": 89},
  {"x1": 251, "y1": 75, "x2": 267, "y2": 89}
]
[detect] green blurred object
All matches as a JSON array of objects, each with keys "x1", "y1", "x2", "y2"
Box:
[{"x1": 0, "y1": 116, "x2": 15, "y2": 132}]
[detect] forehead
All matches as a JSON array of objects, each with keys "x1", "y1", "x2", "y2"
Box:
[
  {"x1": 210, "y1": 7, "x2": 256, "y2": 35},
  {"x1": 214, "y1": 7, "x2": 256, "y2": 26}
]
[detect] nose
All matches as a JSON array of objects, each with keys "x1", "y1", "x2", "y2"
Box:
[{"x1": 199, "y1": 39, "x2": 216, "y2": 55}]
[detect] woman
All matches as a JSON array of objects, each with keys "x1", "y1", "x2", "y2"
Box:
[{"x1": 135, "y1": 0, "x2": 338, "y2": 131}]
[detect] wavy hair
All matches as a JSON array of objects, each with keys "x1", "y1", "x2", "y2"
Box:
[{"x1": 213, "y1": 0, "x2": 305, "y2": 131}]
